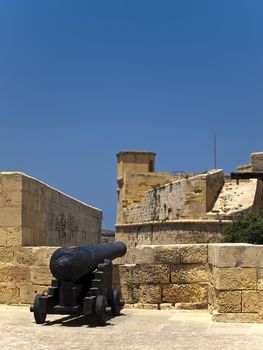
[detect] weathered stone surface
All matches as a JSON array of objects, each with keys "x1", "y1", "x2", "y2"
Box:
[
  {"x1": 174, "y1": 302, "x2": 207, "y2": 310},
  {"x1": 0, "y1": 247, "x2": 14, "y2": 263},
  {"x1": 136, "y1": 244, "x2": 208, "y2": 265},
  {"x1": 0, "y1": 172, "x2": 102, "y2": 247},
  {"x1": 159, "y1": 303, "x2": 174, "y2": 310},
  {"x1": 0, "y1": 266, "x2": 30, "y2": 283},
  {"x1": 242, "y1": 291, "x2": 263, "y2": 313},
  {"x1": 214, "y1": 290, "x2": 241, "y2": 313},
  {"x1": 133, "y1": 303, "x2": 159, "y2": 310},
  {"x1": 138, "y1": 284, "x2": 161, "y2": 303},
  {"x1": 208, "y1": 243, "x2": 263, "y2": 268},
  {"x1": 13, "y1": 247, "x2": 56, "y2": 266},
  {"x1": 5, "y1": 226, "x2": 22, "y2": 246},
  {"x1": 0, "y1": 190, "x2": 22, "y2": 208},
  {"x1": 136, "y1": 246, "x2": 154, "y2": 264},
  {"x1": 171, "y1": 264, "x2": 209, "y2": 284},
  {"x1": 212, "y1": 311, "x2": 263, "y2": 323},
  {"x1": 155, "y1": 244, "x2": 208, "y2": 264},
  {"x1": 1, "y1": 173, "x2": 22, "y2": 191},
  {"x1": 213, "y1": 267, "x2": 257, "y2": 290},
  {"x1": 251, "y1": 152, "x2": 263, "y2": 172},
  {"x1": 0, "y1": 228, "x2": 6, "y2": 246},
  {"x1": 119, "y1": 284, "x2": 139, "y2": 304},
  {"x1": 20, "y1": 284, "x2": 47, "y2": 304},
  {"x1": 30, "y1": 266, "x2": 52, "y2": 285},
  {"x1": 116, "y1": 264, "x2": 135, "y2": 286},
  {"x1": 133, "y1": 265, "x2": 170, "y2": 284},
  {"x1": 162, "y1": 283, "x2": 207, "y2": 303},
  {"x1": 0, "y1": 286, "x2": 20, "y2": 304},
  {"x1": 0, "y1": 207, "x2": 21, "y2": 227},
  {"x1": 257, "y1": 269, "x2": 263, "y2": 290}
]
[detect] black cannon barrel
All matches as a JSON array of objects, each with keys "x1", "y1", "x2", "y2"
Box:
[{"x1": 50, "y1": 241, "x2": 126, "y2": 282}]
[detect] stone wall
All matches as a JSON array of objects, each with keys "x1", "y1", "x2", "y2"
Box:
[
  {"x1": 0, "y1": 172, "x2": 102, "y2": 304},
  {"x1": 0, "y1": 172, "x2": 102, "y2": 246},
  {"x1": 113, "y1": 244, "x2": 209, "y2": 310},
  {"x1": 123, "y1": 170, "x2": 224, "y2": 224},
  {"x1": 0, "y1": 246, "x2": 56, "y2": 304},
  {"x1": 208, "y1": 243, "x2": 263, "y2": 322},
  {"x1": 117, "y1": 172, "x2": 173, "y2": 225},
  {"x1": 113, "y1": 243, "x2": 263, "y2": 322}
]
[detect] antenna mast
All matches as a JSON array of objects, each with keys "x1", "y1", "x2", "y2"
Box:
[{"x1": 214, "y1": 133, "x2": 217, "y2": 169}]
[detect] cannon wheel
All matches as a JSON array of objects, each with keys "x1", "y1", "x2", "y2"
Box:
[
  {"x1": 33, "y1": 294, "x2": 47, "y2": 324},
  {"x1": 111, "y1": 288, "x2": 122, "y2": 316},
  {"x1": 95, "y1": 295, "x2": 107, "y2": 326}
]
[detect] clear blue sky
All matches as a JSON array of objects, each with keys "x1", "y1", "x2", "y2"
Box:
[{"x1": 0, "y1": 1, "x2": 263, "y2": 229}]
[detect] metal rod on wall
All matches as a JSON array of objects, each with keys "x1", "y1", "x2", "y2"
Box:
[{"x1": 214, "y1": 133, "x2": 217, "y2": 169}]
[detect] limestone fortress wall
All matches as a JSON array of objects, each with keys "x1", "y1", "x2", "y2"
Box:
[
  {"x1": 115, "y1": 151, "x2": 263, "y2": 263},
  {"x1": 0, "y1": 172, "x2": 102, "y2": 304}
]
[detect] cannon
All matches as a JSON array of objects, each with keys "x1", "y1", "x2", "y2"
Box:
[{"x1": 30, "y1": 241, "x2": 126, "y2": 326}]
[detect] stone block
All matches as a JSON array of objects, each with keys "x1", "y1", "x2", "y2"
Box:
[
  {"x1": 207, "y1": 284, "x2": 215, "y2": 306},
  {"x1": 0, "y1": 247, "x2": 14, "y2": 263},
  {"x1": 6, "y1": 226, "x2": 22, "y2": 246},
  {"x1": 0, "y1": 207, "x2": 21, "y2": 227},
  {"x1": 13, "y1": 247, "x2": 56, "y2": 266},
  {"x1": 159, "y1": 303, "x2": 174, "y2": 310},
  {"x1": 0, "y1": 190, "x2": 22, "y2": 207},
  {"x1": 133, "y1": 265, "x2": 170, "y2": 284},
  {"x1": 162, "y1": 283, "x2": 207, "y2": 303},
  {"x1": 251, "y1": 152, "x2": 263, "y2": 172},
  {"x1": 171, "y1": 264, "x2": 209, "y2": 283},
  {"x1": 30, "y1": 266, "x2": 52, "y2": 285},
  {"x1": 174, "y1": 302, "x2": 207, "y2": 309},
  {"x1": 116, "y1": 264, "x2": 135, "y2": 286},
  {"x1": 138, "y1": 284, "x2": 161, "y2": 303},
  {"x1": 20, "y1": 284, "x2": 48, "y2": 304},
  {"x1": 213, "y1": 267, "x2": 257, "y2": 290},
  {"x1": 214, "y1": 290, "x2": 241, "y2": 313},
  {"x1": 0, "y1": 265, "x2": 30, "y2": 283},
  {"x1": 1, "y1": 173, "x2": 22, "y2": 192},
  {"x1": 133, "y1": 303, "x2": 159, "y2": 310},
  {"x1": 257, "y1": 269, "x2": 263, "y2": 290},
  {"x1": 119, "y1": 284, "x2": 139, "y2": 304},
  {"x1": 136, "y1": 246, "x2": 154, "y2": 264},
  {"x1": 164, "y1": 244, "x2": 208, "y2": 264},
  {"x1": 13, "y1": 248, "x2": 34, "y2": 265},
  {"x1": 212, "y1": 312, "x2": 263, "y2": 323},
  {"x1": 136, "y1": 244, "x2": 208, "y2": 265},
  {"x1": 0, "y1": 228, "x2": 7, "y2": 246},
  {"x1": 208, "y1": 243, "x2": 263, "y2": 268},
  {"x1": 0, "y1": 286, "x2": 20, "y2": 304},
  {"x1": 242, "y1": 291, "x2": 263, "y2": 313},
  {"x1": 31, "y1": 247, "x2": 56, "y2": 266}
]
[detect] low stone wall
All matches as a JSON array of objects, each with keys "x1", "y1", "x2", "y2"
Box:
[
  {"x1": 114, "y1": 243, "x2": 263, "y2": 322},
  {"x1": 208, "y1": 243, "x2": 263, "y2": 322},
  {"x1": 0, "y1": 246, "x2": 55, "y2": 304},
  {"x1": 113, "y1": 244, "x2": 209, "y2": 309}
]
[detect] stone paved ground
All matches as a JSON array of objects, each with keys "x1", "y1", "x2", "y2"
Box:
[{"x1": 0, "y1": 305, "x2": 263, "y2": 350}]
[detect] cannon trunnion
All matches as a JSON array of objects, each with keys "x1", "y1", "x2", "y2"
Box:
[{"x1": 30, "y1": 242, "x2": 126, "y2": 326}]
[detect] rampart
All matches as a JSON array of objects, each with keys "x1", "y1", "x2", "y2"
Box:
[
  {"x1": 116, "y1": 151, "x2": 263, "y2": 263},
  {"x1": 0, "y1": 172, "x2": 102, "y2": 304}
]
